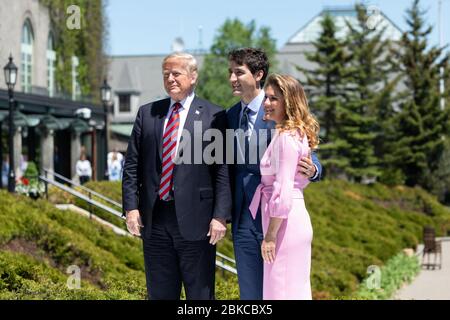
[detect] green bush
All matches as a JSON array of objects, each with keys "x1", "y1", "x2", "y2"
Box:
[
  {"x1": 303, "y1": 180, "x2": 450, "y2": 298},
  {"x1": 24, "y1": 161, "x2": 39, "y2": 178},
  {"x1": 5, "y1": 178, "x2": 450, "y2": 300},
  {"x1": 353, "y1": 253, "x2": 420, "y2": 300},
  {"x1": 0, "y1": 190, "x2": 147, "y2": 299}
]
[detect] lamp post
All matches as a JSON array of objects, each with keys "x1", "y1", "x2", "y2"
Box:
[
  {"x1": 100, "y1": 78, "x2": 112, "y2": 180},
  {"x1": 4, "y1": 55, "x2": 18, "y2": 193}
]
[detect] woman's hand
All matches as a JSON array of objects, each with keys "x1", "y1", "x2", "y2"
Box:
[{"x1": 261, "y1": 235, "x2": 277, "y2": 264}]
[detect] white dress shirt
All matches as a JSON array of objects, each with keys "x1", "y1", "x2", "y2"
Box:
[
  {"x1": 163, "y1": 91, "x2": 195, "y2": 156},
  {"x1": 239, "y1": 90, "x2": 265, "y2": 138}
]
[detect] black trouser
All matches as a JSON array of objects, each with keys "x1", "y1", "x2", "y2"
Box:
[
  {"x1": 79, "y1": 176, "x2": 90, "y2": 185},
  {"x1": 142, "y1": 199, "x2": 216, "y2": 300}
]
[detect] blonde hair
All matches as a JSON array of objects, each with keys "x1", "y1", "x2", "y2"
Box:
[
  {"x1": 162, "y1": 52, "x2": 198, "y2": 75},
  {"x1": 264, "y1": 74, "x2": 320, "y2": 150}
]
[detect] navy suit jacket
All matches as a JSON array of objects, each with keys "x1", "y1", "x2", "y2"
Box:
[
  {"x1": 122, "y1": 96, "x2": 232, "y2": 241},
  {"x1": 226, "y1": 101, "x2": 322, "y2": 234}
]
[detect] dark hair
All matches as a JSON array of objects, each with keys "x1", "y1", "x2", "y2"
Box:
[{"x1": 228, "y1": 47, "x2": 269, "y2": 86}]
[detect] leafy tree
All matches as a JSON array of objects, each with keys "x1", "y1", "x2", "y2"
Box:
[
  {"x1": 41, "y1": 0, "x2": 108, "y2": 102},
  {"x1": 197, "y1": 19, "x2": 277, "y2": 108},
  {"x1": 387, "y1": 0, "x2": 449, "y2": 188}
]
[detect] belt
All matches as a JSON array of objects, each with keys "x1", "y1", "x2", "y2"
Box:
[{"x1": 249, "y1": 184, "x2": 304, "y2": 220}]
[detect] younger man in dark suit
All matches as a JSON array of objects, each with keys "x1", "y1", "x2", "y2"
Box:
[{"x1": 226, "y1": 48, "x2": 322, "y2": 299}]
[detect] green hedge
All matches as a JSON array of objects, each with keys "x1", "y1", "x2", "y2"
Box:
[
  {"x1": 47, "y1": 182, "x2": 125, "y2": 229},
  {"x1": 15, "y1": 179, "x2": 450, "y2": 299},
  {"x1": 0, "y1": 190, "x2": 238, "y2": 299},
  {"x1": 0, "y1": 190, "x2": 147, "y2": 299},
  {"x1": 353, "y1": 253, "x2": 420, "y2": 300},
  {"x1": 304, "y1": 180, "x2": 450, "y2": 299}
]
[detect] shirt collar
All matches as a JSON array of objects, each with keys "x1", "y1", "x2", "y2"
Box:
[
  {"x1": 170, "y1": 91, "x2": 195, "y2": 111},
  {"x1": 241, "y1": 90, "x2": 265, "y2": 114}
]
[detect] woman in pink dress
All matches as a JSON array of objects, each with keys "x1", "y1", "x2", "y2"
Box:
[{"x1": 249, "y1": 74, "x2": 320, "y2": 300}]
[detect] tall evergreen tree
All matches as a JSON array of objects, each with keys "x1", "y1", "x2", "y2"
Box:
[
  {"x1": 197, "y1": 19, "x2": 277, "y2": 108},
  {"x1": 337, "y1": 4, "x2": 391, "y2": 182},
  {"x1": 387, "y1": 0, "x2": 449, "y2": 188},
  {"x1": 298, "y1": 13, "x2": 351, "y2": 178},
  {"x1": 427, "y1": 57, "x2": 450, "y2": 202}
]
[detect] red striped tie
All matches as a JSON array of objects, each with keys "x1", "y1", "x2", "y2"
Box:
[{"x1": 158, "y1": 102, "x2": 181, "y2": 200}]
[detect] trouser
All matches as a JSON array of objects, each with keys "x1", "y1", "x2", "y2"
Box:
[
  {"x1": 233, "y1": 197, "x2": 264, "y2": 300},
  {"x1": 79, "y1": 176, "x2": 90, "y2": 185},
  {"x1": 142, "y1": 199, "x2": 216, "y2": 300}
]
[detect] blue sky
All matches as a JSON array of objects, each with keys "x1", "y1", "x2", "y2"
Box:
[{"x1": 106, "y1": 0, "x2": 450, "y2": 56}]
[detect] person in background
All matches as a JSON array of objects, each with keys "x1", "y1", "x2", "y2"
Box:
[
  {"x1": 108, "y1": 148, "x2": 124, "y2": 167},
  {"x1": 76, "y1": 153, "x2": 92, "y2": 185},
  {"x1": 16, "y1": 154, "x2": 28, "y2": 179},
  {"x1": 108, "y1": 151, "x2": 123, "y2": 181},
  {"x1": 1, "y1": 156, "x2": 9, "y2": 188},
  {"x1": 107, "y1": 149, "x2": 124, "y2": 181}
]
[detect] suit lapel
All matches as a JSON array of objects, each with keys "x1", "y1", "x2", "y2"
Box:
[
  {"x1": 182, "y1": 96, "x2": 203, "y2": 137},
  {"x1": 154, "y1": 99, "x2": 171, "y2": 161},
  {"x1": 229, "y1": 102, "x2": 241, "y2": 130}
]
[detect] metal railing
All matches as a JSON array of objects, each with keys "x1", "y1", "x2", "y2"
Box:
[
  {"x1": 39, "y1": 171, "x2": 237, "y2": 275},
  {"x1": 43, "y1": 169, "x2": 122, "y2": 209},
  {"x1": 40, "y1": 174, "x2": 124, "y2": 219},
  {"x1": 216, "y1": 252, "x2": 237, "y2": 275}
]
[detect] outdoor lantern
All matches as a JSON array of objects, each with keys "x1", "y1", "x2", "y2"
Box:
[
  {"x1": 4, "y1": 54, "x2": 18, "y2": 193},
  {"x1": 101, "y1": 78, "x2": 112, "y2": 104},
  {"x1": 3, "y1": 54, "x2": 18, "y2": 90},
  {"x1": 100, "y1": 78, "x2": 112, "y2": 180}
]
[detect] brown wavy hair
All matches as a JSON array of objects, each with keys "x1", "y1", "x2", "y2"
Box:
[{"x1": 264, "y1": 74, "x2": 320, "y2": 150}]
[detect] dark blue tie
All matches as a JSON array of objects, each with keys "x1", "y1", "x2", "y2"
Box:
[
  {"x1": 239, "y1": 106, "x2": 251, "y2": 163},
  {"x1": 240, "y1": 106, "x2": 251, "y2": 134}
]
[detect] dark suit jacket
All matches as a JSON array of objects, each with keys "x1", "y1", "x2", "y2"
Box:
[
  {"x1": 226, "y1": 101, "x2": 322, "y2": 235},
  {"x1": 122, "y1": 96, "x2": 232, "y2": 241}
]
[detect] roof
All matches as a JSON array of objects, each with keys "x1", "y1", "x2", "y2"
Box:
[
  {"x1": 111, "y1": 123, "x2": 134, "y2": 137},
  {"x1": 284, "y1": 6, "x2": 403, "y2": 46}
]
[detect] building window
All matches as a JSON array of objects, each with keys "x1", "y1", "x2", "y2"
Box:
[
  {"x1": 21, "y1": 19, "x2": 34, "y2": 93},
  {"x1": 71, "y1": 56, "x2": 81, "y2": 100},
  {"x1": 47, "y1": 33, "x2": 56, "y2": 97},
  {"x1": 118, "y1": 94, "x2": 131, "y2": 113}
]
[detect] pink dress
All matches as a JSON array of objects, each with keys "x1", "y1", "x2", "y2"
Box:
[{"x1": 250, "y1": 130, "x2": 313, "y2": 300}]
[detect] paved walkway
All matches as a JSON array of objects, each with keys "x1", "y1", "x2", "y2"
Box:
[{"x1": 394, "y1": 238, "x2": 450, "y2": 300}]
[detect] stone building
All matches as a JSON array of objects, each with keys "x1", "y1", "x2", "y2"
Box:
[{"x1": 0, "y1": 0, "x2": 107, "y2": 187}]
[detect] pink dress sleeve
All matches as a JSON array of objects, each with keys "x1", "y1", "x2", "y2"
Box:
[{"x1": 268, "y1": 132, "x2": 300, "y2": 219}]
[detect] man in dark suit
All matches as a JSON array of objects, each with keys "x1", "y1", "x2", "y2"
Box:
[
  {"x1": 226, "y1": 48, "x2": 322, "y2": 300},
  {"x1": 122, "y1": 52, "x2": 231, "y2": 300}
]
